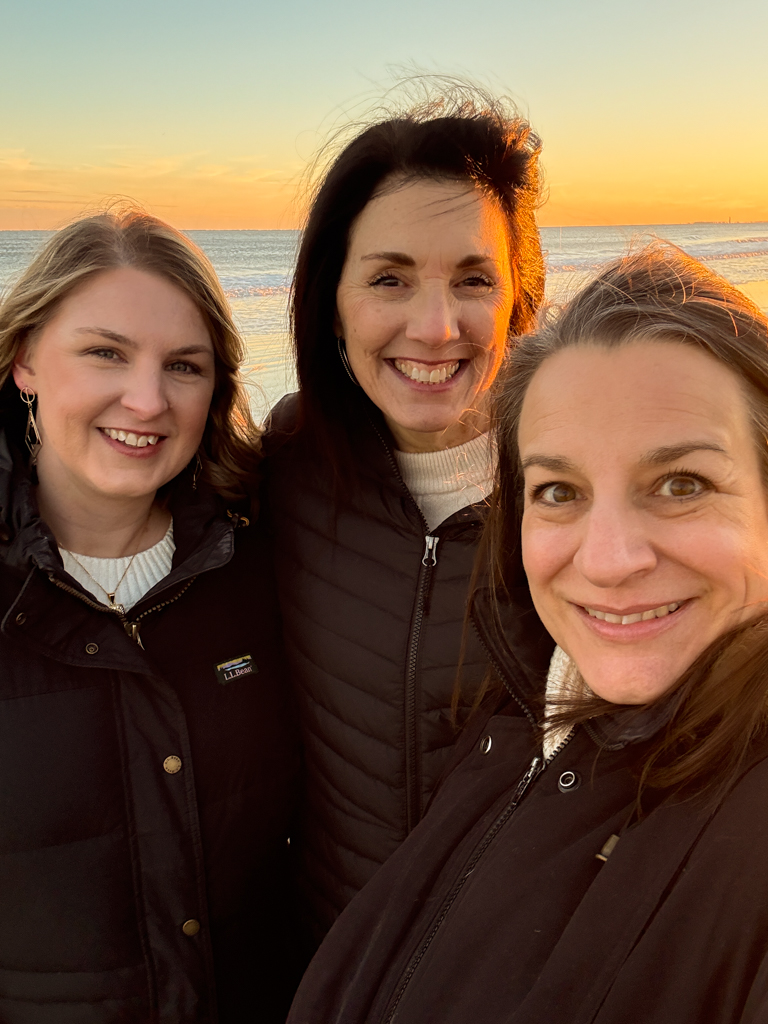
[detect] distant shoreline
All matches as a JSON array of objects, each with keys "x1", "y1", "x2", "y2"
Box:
[{"x1": 2, "y1": 220, "x2": 768, "y2": 233}]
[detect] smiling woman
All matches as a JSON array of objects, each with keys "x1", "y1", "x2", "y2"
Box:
[
  {"x1": 0, "y1": 210, "x2": 299, "y2": 1023},
  {"x1": 286, "y1": 244, "x2": 768, "y2": 1024},
  {"x1": 263, "y1": 84, "x2": 544, "y2": 951}
]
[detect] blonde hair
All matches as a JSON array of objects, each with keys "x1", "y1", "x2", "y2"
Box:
[{"x1": 0, "y1": 208, "x2": 260, "y2": 501}]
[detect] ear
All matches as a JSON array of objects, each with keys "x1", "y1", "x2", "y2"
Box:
[
  {"x1": 333, "y1": 309, "x2": 343, "y2": 338},
  {"x1": 11, "y1": 347, "x2": 35, "y2": 390}
]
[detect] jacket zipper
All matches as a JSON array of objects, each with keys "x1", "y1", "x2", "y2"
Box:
[
  {"x1": 47, "y1": 572, "x2": 198, "y2": 648},
  {"x1": 371, "y1": 421, "x2": 440, "y2": 835},
  {"x1": 404, "y1": 534, "x2": 440, "y2": 831},
  {"x1": 383, "y1": 753, "x2": 544, "y2": 1023}
]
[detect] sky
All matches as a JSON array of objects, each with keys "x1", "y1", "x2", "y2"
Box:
[{"x1": 1, "y1": 0, "x2": 767, "y2": 229}]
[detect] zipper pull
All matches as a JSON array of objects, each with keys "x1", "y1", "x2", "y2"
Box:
[
  {"x1": 422, "y1": 535, "x2": 440, "y2": 567},
  {"x1": 125, "y1": 621, "x2": 145, "y2": 649}
]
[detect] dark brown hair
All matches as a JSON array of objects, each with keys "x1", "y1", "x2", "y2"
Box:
[
  {"x1": 487, "y1": 241, "x2": 768, "y2": 799},
  {"x1": 290, "y1": 83, "x2": 544, "y2": 480},
  {"x1": 0, "y1": 208, "x2": 260, "y2": 502}
]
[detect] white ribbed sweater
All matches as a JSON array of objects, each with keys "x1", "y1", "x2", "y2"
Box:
[
  {"x1": 394, "y1": 432, "x2": 496, "y2": 531},
  {"x1": 60, "y1": 521, "x2": 176, "y2": 610}
]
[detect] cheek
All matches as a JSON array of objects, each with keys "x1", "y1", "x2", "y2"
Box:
[{"x1": 522, "y1": 517, "x2": 575, "y2": 593}]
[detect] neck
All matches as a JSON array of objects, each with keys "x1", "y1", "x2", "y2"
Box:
[
  {"x1": 36, "y1": 472, "x2": 169, "y2": 558},
  {"x1": 387, "y1": 410, "x2": 490, "y2": 454}
]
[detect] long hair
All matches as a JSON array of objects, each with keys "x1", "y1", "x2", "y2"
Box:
[
  {"x1": 290, "y1": 83, "x2": 544, "y2": 482},
  {"x1": 0, "y1": 208, "x2": 260, "y2": 502},
  {"x1": 486, "y1": 241, "x2": 768, "y2": 799}
]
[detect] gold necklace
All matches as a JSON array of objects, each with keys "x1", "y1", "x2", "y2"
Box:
[
  {"x1": 65, "y1": 549, "x2": 139, "y2": 615},
  {"x1": 64, "y1": 513, "x2": 153, "y2": 615}
]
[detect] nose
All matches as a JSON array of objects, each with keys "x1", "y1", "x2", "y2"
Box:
[
  {"x1": 404, "y1": 283, "x2": 460, "y2": 347},
  {"x1": 573, "y1": 499, "x2": 657, "y2": 589},
  {"x1": 120, "y1": 365, "x2": 170, "y2": 421}
]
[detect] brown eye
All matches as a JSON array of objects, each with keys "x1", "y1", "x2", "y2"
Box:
[
  {"x1": 658, "y1": 476, "x2": 703, "y2": 498},
  {"x1": 541, "y1": 483, "x2": 577, "y2": 504}
]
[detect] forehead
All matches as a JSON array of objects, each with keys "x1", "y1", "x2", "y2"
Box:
[
  {"x1": 42, "y1": 266, "x2": 212, "y2": 348},
  {"x1": 518, "y1": 341, "x2": 753, "y2": 464},
  {"x1": 345, "y1": 178, "x2": 510, "y2": 259}
]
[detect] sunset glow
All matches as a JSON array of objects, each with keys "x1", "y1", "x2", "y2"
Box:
[{"x1": 2, "y1": 0, "x2": 767, "y2": 230}]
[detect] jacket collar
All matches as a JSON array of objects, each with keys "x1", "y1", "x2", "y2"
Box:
[{"x1": 471, "y1": 584, "x2": 681, "y2": 749}]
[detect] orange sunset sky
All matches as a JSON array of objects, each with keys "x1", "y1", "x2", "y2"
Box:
[{"x1": 2, "y1": 0, "x2": 767, "y2": 230}]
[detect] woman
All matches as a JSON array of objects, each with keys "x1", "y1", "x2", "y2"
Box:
[
  {"x1": 287, "y1": 244, "x2": 768, "y2": 1023},
  {"x1": 0, "y1": 210, "x2": 298, "y2": 1023},
  {"x1": 264, "y1": 87, "x2": 544, "y2": 943}
]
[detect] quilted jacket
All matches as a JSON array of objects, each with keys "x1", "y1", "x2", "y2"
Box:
[{"x1": 263, "y1": 392, "x2": 490, "y2": 941}]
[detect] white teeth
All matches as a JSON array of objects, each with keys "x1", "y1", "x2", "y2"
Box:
[
  {"x1": 103, "y1": 429, "x2": 160, "y2": 447},
  {"x1": 394, "y1": 360, "x2": 460, "y2": 385},
  {"x1": 586, "y1": 601, "x2": 681, "y2": 624}
]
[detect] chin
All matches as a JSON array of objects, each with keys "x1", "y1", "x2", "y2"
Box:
[{"x1": 580, "y1": 657, "x2": 681, "y2": 706}]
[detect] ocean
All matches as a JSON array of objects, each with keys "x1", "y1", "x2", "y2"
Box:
[{"x1": 2, "y1": 223, "x2": 767, "y2": 423}]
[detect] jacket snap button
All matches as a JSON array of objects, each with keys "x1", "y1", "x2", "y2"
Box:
[
  {"x1": 15, "y1": 612, "x2": 26, "y2": 625},
  {"x1": 85, "y1": 642, "x2": 99, "y2": 655},
  {"x1": 558, "y1": 770, "x2": 581, "y2": 793},
  {"x1": 182, "y1": 918, "x2": 200, "y2": 937},
  {"x1": 163, "y1": 755, "x2": 182, "y2": 774},
  {"x1": 479, "y1": 735, "x2": 493, "y2": 755}
]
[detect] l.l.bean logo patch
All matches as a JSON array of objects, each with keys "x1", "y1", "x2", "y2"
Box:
[{"x1": 215, "y1": 653, "x2": 257, "y2": 686}]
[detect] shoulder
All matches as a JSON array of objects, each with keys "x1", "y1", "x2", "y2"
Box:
[{"x1": 262, "y1": 392, "x2": 301, "y2": 452}]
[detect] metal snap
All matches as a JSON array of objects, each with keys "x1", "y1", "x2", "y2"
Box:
[
  {"x1": 558, "y1": 770, "x2": 581, "y2": 793},
  {"x1": 15, "y1": 612, "x2": 26, "y2": 625},
  {"x1": 182, "y1": 919, "x2": 200, "y2": 937},
  {"x1": 163, "y1": 755, "x2": 182, "y2": 775},
  {"x1": 85, "y1": 642, "x2": 99, "y2": 655},
  {"x1": 479, "y1": 735, "x2": 493, "y2": 755}
]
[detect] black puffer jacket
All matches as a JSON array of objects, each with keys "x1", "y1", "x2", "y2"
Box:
[
  {"x1": 288, "y1": 591, "x2": 768, "y2": 1024},
  {"x1": 0, "y1": 433, "x2": 299, "y2": 1024},
  {"x1": 264, "y1": 393, "x2": 490, "y2": 940}
]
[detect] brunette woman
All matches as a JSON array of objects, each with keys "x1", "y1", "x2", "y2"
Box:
[
  {"x1": 288, "y1": 244, "x2": 768, "y2": 1024},
  {"x1": 0, "y1": 210, "x2": 298, "y2": 1023},
  {"x1": 264, "y1": 87, "x2": 544, "y2": 943}
]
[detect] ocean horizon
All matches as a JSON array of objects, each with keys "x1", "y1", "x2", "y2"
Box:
[{"x1": 2, "y1": 222, "x2": 767, "y2": 422}]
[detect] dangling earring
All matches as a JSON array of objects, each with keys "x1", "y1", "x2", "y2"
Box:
[
  {"x1": 337, "y1": 337, "x2": 361, "y2": 387},
  {"x1": 20, "y1": 387, "x2": 42, "y2": 464},
  {"x1": 192, "y1": 452, "x2": 202, "y2": 490}
]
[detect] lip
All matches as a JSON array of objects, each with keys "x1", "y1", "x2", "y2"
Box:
[
  {"x1": 572, "y1": 599, "x2": 691, "y2": 642},
  {"x1": 98, "y1": 427, "x2": 167, "y2": 459},
  {"x1": 386, "y1": 357, "x2": 469, "y2": 392}
]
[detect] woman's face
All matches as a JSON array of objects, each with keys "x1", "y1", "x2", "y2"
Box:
[
  {"x1": 519, "y1": 340, "x2": 768, "y2": 705},
  {"x1": 13, "y1": 266, "x2": 215, "y2": 505},
  {"x1": 335, "y1": 177, "x2": 514, "y2": 452}
]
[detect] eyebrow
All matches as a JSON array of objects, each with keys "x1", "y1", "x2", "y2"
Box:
[
  {"x1": 521, "y1": 442, "x2": 731, "y2": 473},
  {"x1": 359, "y1": 251, "x2": 498, "y2": 268},
  {"x1": 75, "y1": 327, "x2": 212, "y2": 358},
  {"x1": 639, "y1": 441, "x2": 732, "y2": 465}
]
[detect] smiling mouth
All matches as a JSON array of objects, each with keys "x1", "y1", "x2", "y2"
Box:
[
  {"x1": 393, "y1": 359, "x2": 461, "y2": 385},
  {"x1": 100, "y1": 428, "x2": 162, "y2": 448},
  {"x1": 584, "y1": 601, "x2": 683, "y2": 625}
]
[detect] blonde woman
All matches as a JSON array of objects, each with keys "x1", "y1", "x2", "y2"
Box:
[{"x1": 0, "y1": 211, "x2": 298, "y2": 1023}]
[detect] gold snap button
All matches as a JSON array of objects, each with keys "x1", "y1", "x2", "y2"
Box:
[
  {"x1": 15, "y1": 612, "x2": 26, "y2": 625},
  {"x1": 85, "y1": 642, "x2": 99, "y2": 655},
  {"x1": 163, "y1": 755, "x2": 182, "y2": 774},
  {"x1": 182, "y1": 919, "x2": 200, "y2": 937}
]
